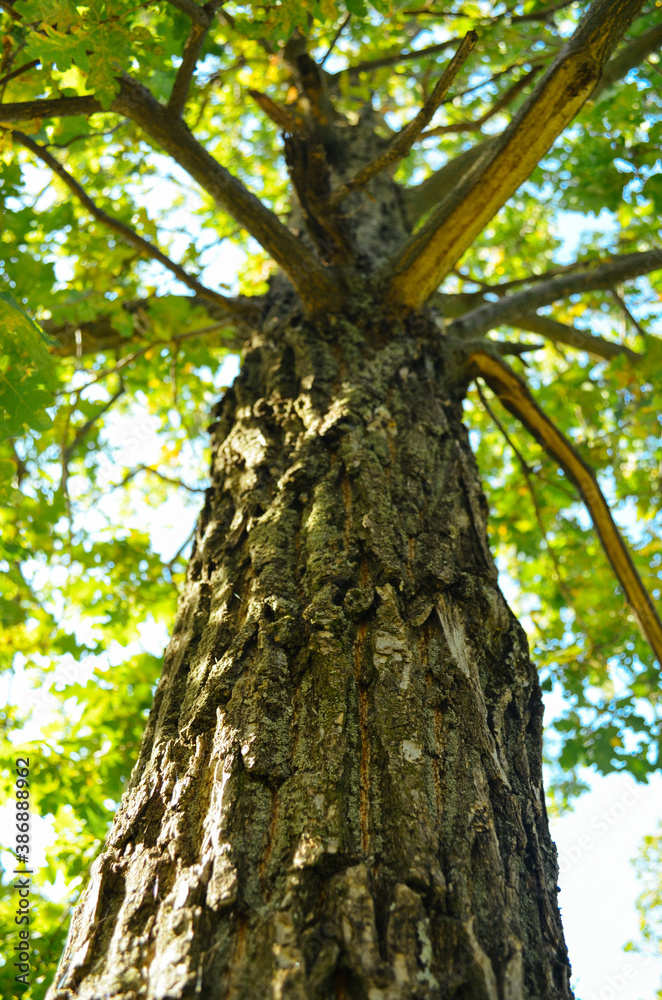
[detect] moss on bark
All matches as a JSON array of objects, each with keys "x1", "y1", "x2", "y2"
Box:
[{"x1": 48, "y1": 306, "x2": 572, "y2": 1000}]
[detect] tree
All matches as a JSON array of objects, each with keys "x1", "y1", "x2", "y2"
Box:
[{"x1": 1, "y1": 0, "x2": 661, "y2": 996}]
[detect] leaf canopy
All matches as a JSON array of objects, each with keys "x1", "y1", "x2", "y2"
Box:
[{"x1": 0, "y1": 0, "x2": 661, "y2": 993}]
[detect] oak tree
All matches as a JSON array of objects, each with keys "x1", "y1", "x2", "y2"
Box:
[{"x1": 1, "y1": 0, "x2": 662, "y2": 997}]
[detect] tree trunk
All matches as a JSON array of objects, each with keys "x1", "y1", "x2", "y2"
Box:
[{"x1": 47, "y1": 301, "x2": 572, "y2": 999}]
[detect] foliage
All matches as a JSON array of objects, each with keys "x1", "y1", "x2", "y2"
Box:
[
  {"x1": 0, "y1": 0, "x2": 661, "y2": 994},
  {"x1": 0, "y1": 293, "x2": 57, "y2": 445},
  {"x1": 627, "y1": 821, "x2": 662, "y2": 997}
]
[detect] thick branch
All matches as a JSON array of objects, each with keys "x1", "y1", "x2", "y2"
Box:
[
  {"x1": 0, "y1": 0, "x2": 21, "y2": 19},
  {"x1": 117, "y1": 78, "x2": 340, "y2": 310},
  {"x1": 249, "y1": 89, "x2": 297, "y2": 132},
  {"x1": 403, "y1": 16, "x2": 659, "y2": 228},
  {"x1": 0, "y1": 94, "x2": 102, "y2": 122},
  {"x1": 446, "y1": 250, "x2": 662, "y2": 339},
  {"x1": 511, "y1": 312, "x2": 641, "y2": 362},
  {"x1": 165, "y1": 0, "x2": 210, "y2": 25},
  {"x1": 469, "y1": 350, "x2": 662, "y2": 665},
  {"x1": 384, "y1": 0, "x2": 645, "y2": 312},
  {"x1": 328, "y1": 32, "x2": 476, "y2": 208},
  {"x1": 0, "y1": 78, "x2": 340, "y2": 310},
  {"x1": 8, "y1": 128, "x2": 250, "y2": 315},
  {"x1": 404, "y1": 140, "x2": 497, "y2": 222}
]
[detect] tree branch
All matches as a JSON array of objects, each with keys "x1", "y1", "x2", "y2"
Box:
[
  {"x1": 168, "y1": 22, "x2": 209, "y2": 116},
  {"x1": 113, "y1": 464, "x2": 205, "y2": 493},
  {"x1": 7, "y1": 127, "x2": 252, "y2": 315},
  {"x1": 249, "y1": 89, "x2": 298, "y2": 132},
  {"x1": 0, "y1": 94, "x2": 102, "y2": 122},
  {"x1": 404, "y1": 139, "x2": 497, "y2": 222},
  {"x1": 591, "y1": 22, "x2": 662, "y2": 101},
  {"x1": 62, "y1": 388, "x2": 125, "y2": 468},
  {"x1": 164, "y1": 0, "x2": 210, "y2": 25},
  {"x1": 0, "y1": 0, "x2": 21, "y2": 20},
  {"x1": 446, "y1": 249, "x2": 662, "y2": 339},
  {"x1": 511, "y1": 312, "x2": 642, "y2": 362},
  {"x1": 0, "y1": 78, "x2": 341, "y2": 311},
  {"x1": 475, "y1": 348, "x2": 614, "y2": 660},
  {"x1": 610, "y1": 288, "x2": 648, "y2": 338},
  {"x1": 420, "y1": 65, "x2": 541, "y2": 138},
  {"x1": 44, "y1": 297, "x2": 259, "y2": 359},
  {"x1": 383, "y1": 0, "x2": 645, "y2": 313},
  {"x1": 469, "y1": 350, "x2": 662, "y2": 665},
  {"x1": 115, "y1": 77, "x2": 340, "y2": 310},
  {"x1": 60, "y1": 386, "x2": 125, "y2": 497},
  {"x1": 404, "y1": 16, "x2": 661, "y2": 228},
  {"x1": 167, "y1": 1, "x2": 224, "y2": 117},
  {"x1": 331, "y1": 36, "x2": 462, "y2": 79},
  {"x1": 510, "y1": 0, "x2": 575, "y2": 23},
  {"x1": 0, "y1": 59, "x2": 40, "y2": 89},
  {"x1": 320, "y1": 14, "x2": 351, "y2": 68},
  {"x1": 327, "y1": 32, "x2": 476, "y2": 208}
]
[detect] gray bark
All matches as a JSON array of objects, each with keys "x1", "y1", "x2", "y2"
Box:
[
  {"x1": 47, "y1": 119, "x2": 572, "y2": 1000},
  {"x1": 47, "y1": 311, "x2": 571, "y2": 1000}
]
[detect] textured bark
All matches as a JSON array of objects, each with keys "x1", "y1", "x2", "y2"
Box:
[
  {"x1": 48, "y1": 301, "x2": 572, "y2": 999},
  {"x1": 43, "y1": 98, "x2": 576, "y2": 1000}
]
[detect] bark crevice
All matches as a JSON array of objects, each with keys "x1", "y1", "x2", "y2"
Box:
[{"x1": 49, "y1": 314, "x2": 571, "y2": 1000}]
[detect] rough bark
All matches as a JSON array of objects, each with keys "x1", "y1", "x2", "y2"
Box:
[
  {"x1": 47, "y1": 300, "x2": 571, "y2": 999},
  {"x1": 37, "y1": 87, "x2": 580, "y2": 999}
]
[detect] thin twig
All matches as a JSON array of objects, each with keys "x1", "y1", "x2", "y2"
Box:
[
  {"x1": 475, "y1": 379, "x2": 608, "y2": 661},
  {"x1": 331, "y1": 35, "x2": 463, "y2": 79},
  {"x1": 62, "y1": 387, "x2": 125, "y2": 467},
  {"x1": 65, "y1": 320, "x2": 236, "y2": 392},
  {"x1": 610, "y1": 288, "x2": 649, "y2": 339},
  {"x1": 6, "y1": 127, "x2": 246, "y2": 315},
  {"x1": 328, "y1": 31, "x2": 477, "y2": 207},
  {"x1": 0, "y1": 59, "x2": 39, "y2": 89},
  {"x1": 320, "y1": 14, "x2": 351, "y2": 68},
  {"x1": 45, "y1": 122, "x2": 127, "y2": 150},
  {"x1": 60, "y1": 386, "x2": 125, "y2": 497},
  {"x1": 113, "y1": 464, "x2": 205, "y2": 494},
  {"x1": 167, "y1": 523, "x2": 198, "y2": 570},
  {"x1": 420, "y1": 66, "x2": 540, "y2": 138}
]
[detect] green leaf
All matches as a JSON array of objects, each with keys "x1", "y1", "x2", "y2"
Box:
[{"x1": 0, "y1": 294, "x2": 58, "y2": 438}]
